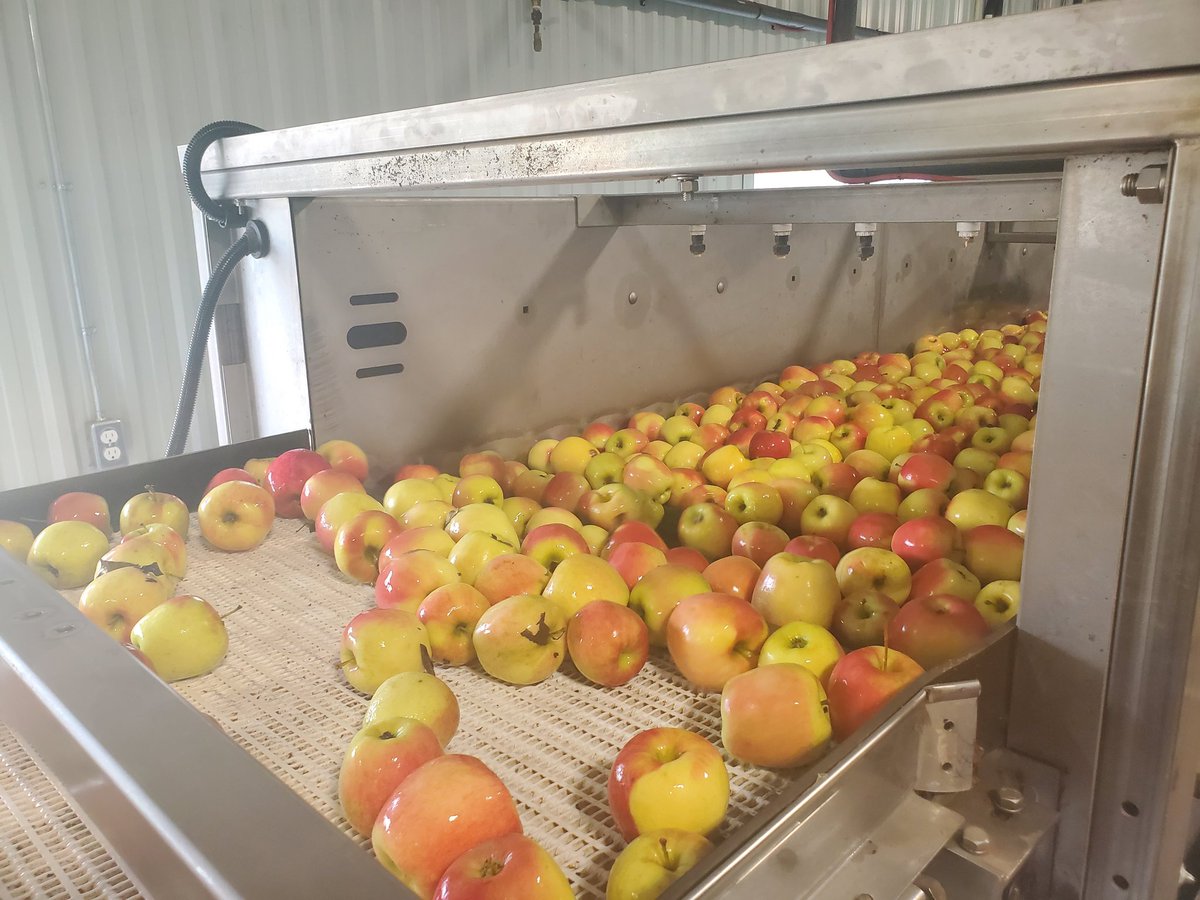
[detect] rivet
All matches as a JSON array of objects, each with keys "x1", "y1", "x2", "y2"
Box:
[
  {"x1": 716, "y1": 281, "x2": 726, "y2": 294},
  {"x1": 628, "y1": 292, "x2": 638, "y2": 304}
]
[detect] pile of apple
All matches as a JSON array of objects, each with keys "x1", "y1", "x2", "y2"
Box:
[
  {"x1": 226, "y1": 316, "x2": 1038, "y2": 898},
  {"x1": 0, "y1": 489, "x2": 235, "y2": 682}
]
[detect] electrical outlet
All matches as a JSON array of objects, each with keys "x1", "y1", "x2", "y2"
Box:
[{"x1": 89, "y1": 419, "x2": 128, "y2": 469}]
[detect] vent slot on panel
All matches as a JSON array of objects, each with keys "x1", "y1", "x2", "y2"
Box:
[
  {"x1": 346, "y1": 322, "x2": 407, "y2": 350},
  {"x1": 349, "y1": 292, "x2": 399, "y2": 306},
  {"x1": 356, "y1": 363, "x2": 406, "y2": 379}
]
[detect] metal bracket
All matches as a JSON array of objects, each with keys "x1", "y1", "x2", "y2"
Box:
[{"x1": 916, "y1": 682, "x2": 978, "y2": 793}]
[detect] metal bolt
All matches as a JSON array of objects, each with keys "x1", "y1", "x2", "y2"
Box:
[
  {"x1": 674, "y1": 175, "x2": 700, "y2": 200},
  {"x1": 627, "y1": 292, "x2": 638, "y2": 305},
  {"x1": 960, "y1": 825, "x2": 991, "y2": 855},
  {"x1": 993, "y1": 786, "x2": 1026, "y2": 816},
  {"x1": 1120, "y1": 164, "x2": 1167, "y2": 204},
  {"x1": 956, "y1": 221, "x2": 982, "y2": 246},
  {"x1": 716, "y1": 281, "x2": 725, "y2": 294}
]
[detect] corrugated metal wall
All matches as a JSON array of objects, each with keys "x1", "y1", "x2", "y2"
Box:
[{"x1": 0, "y1": 0, "x2": 1065, "y2": 490}]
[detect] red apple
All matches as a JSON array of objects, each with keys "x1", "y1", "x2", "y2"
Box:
[
  {"x1": 895, "y1": 453, "x2": 955, "y2": 494},
  {"x1": 567, "y1": 600, "x2": 651, "y2": 687},
  {"x1": 458, "y1": 450, "x2": 508, "y2": 483},
  {"x1": 703, "y1": 556, "x2": 760, "y2": 600},
  {"x1": 433, "y1": 834, "x2": 572, "y2": 900},
  {"x1": 891, "y1": 516, "x2": 962, "y2": 571},
  {"x1": 474, "y1": 553, "x2": 550, "y2": 605},
  {"x1": 782, "y1": 535, "x2": 840, "y2": 568},
  {"x1": 392, "y1": 463, "x2": 440, "y2": 483},
  {"x1": 317, "y1": 439, "x2": 369, "y2": 482},
  {"x1": 418, "y1": 584, "x2": 492, "y2": 666},
  {"x1": 665, "y1": 546, "x2": 709, "y2": 573},
  {"x1": 810, "y1": 463, "x2": 861, "y2": 500},
  {"x1": 845, "y1": 512, "x2": 901, "y2": 550},
  {"x1": 748, "y1": 431, "x2": 791, "y2": 460},
  {"x1": 372, "y1": 755, "x2": 522, "y2": 897},
  {"x1": 265, "y1": 449, "x2": 331, "y2": 518},
  {"x1": 962, "y1": 524, "x2": 1024, "y2": 584},
  {"x1": 607, "y1": 541, "x2": 668, "y2": 589},
  {"x1": 48, "y1": 491, "x2": 112, "y2": 535},
  {"x1": 338, "y1": 717, "x2": 443, "y2": 836},
  {"x1": 376, "y1": 549, "x2": 462, "y2": 612},
  {"x1": 608, "y1": 728, "x2": 729, "y2": 840},
  {"x1": 721, "y1": 663, "x2": 831, "y2": 768},
  {"x1": 826, "y1": 646, "x2": 924, "y2": 741},
  {"x1": 380, "y1": 527, "x2": 456, "y2": 566},
  {"x1": 317, "y1": 492, "x2": 386, "y2": 554},
  {"x1": 909, "y1": 558, "x2": 982, "y2": 602},
  {"x1": 335, "y1": 510, "x2": 404, "y2": 584},
  {"x1": 300, "y1": 470, "x2": 365, "y2": 521},
  {"x1": 667, "y1": 592, "x2": 768, "y2": 691},
  {"x1": 887, "y1": 594, "x2": 991, "y2": 669},
  {"x1": 730, "y1": 521, "x2": 789, "y2": 567},
  {"x1": 603, "y1": 521, "x2": 668, "y2": 557},
  {"x1": 541, "y1": 472, "x2": 590, "y2": 512},
  {"x1": 204, "y1": 468, "x2": 258, "y2": 496}
]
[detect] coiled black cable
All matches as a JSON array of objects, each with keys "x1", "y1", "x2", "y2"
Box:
[{"x1": 166, "y1": 121, "x2": 267, "y2": 456}]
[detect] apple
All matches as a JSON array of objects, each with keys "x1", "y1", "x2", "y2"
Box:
[
  {"x1": 78, "y1": 567, "x2": 173, "y2": 642},
  {"x1": 0, "y1": 520, "x2": 35, "y2": 562},
  {"x1": 667, "y1": 592, "x2": 768, "y2": 691},
  {"x1": 585, "y1": 451, "x2": 626, "y2": 489},
  {"x1": 607, "y1": 428, "x2": 650, "y2": 458},
  {"x1": 339, "y1": 608, "x2": 432, "y2": 694},
  {"x1": 566, "y1": 600, "x2": 651, "y2": 687},
  {"x1": 474, "y1": 553, "x2": 550, "y2": 605},
  {"x1": 909, "y1": 558, "x2": 982, "y2": 603},
  {"x1": 983, "y1": 467, "x2": 1029, "y2": 510},
  {"x1": 447, "y1": 531, "x2": 518, "y2": 585},
  {"x1": 608, "y1": 727, "x2": 729, "y2": 840},
  {"x1": 975, "y1": 580, "x2": 1021, "y2": 627},
  {"x1": 832, "y1": 590, "x2": 901, "y2": 650},
  {"x1": 548, "y1": 435, "x2": 598, "y2": 475},
  {"x1": 527, "y1": 438, "x2": 559, "y2": 472},
  {"x1": 677, "y1": 503, "x2": 738, "y2": 561},
  {"x1": 622, "y1": 454, "x2": 675, "y2": 505},
  {"x1": 315, "y1": 439, "x2": 368, "y2": 481},
  {"x1": 727, "y1": 521, "x2": 787, "y2": 568},
  {"x1": 26, "y1": 521, "x2": 109, "y2": 589},
  {"x1": 205, "y1": 467, "x2": 258, "y2": 496},
  {"x1": 527, "y1": 508, "x2": 583, "y2": 532},
  {"x1": 381, "y1": 528, "x2": 456, "y2": 565},
  {"x1": 384, "y1": 479, "x2": 443, "y2": 520},
  {"x1": 848, "y1": 477, "x2": 902, "y2": 515},
  {"x1": 316, "y1": 492, "x2": 386, "y2": 554},
  {"x1": 750, "y1": 553, "x2": 840, "y2": 629},
  {"x1": 501, "y1": 497, "x2": 542, "y2": 538},
  {"x1": 759, "y1": 621, "x2": 844, "y2": 685},
  {"x1": 668, "y1": 468, "x2": 706, "y2": 508},
  {"x1": 889, "y1": 516, "x2": 960, "y2": 572},
  {"x1": 605, "y1": 829, "x2": 712, "y2": 900},
  {"x1": 522, "y1": 523, "x2": 590, "y2": 570},
  {"x1": 197, "y1": 480, "x2": 275, "y2": 552},
  {"x1": 455, "y1": 450, "x2": 505, "y2": 483},
  {"x1": 799, "y1": 494, "x2": 858, "y2": 549},
  {"x1": 398, "y1": 499, "x2": 456, "y2": 532},
  {"x1": 119, "y1": 488, "x2": 190, "y2": 538},
  {"x1": 945, "y1": 489, "x2": 1015, "y2": 531},
  {"x1": 583, "y1": 421, "x2": 617, "y2": 450},
  {"x1": 1008, "y1": 509, "x2": 1028, "y2": 537},
  {"x1": 962, "y1": 524, "x2": 1024, "y2": 584},
  {"x1": 721, "y1": 663, "x2": 831, "y2": 767},
  {"x1": 578, "y1": 525, "x2": 606, "y2": 556},
  {"x1": 835, "y1": 548, "x2": 912, "y2": 605},
  {"x1": 338, "y1": 717, "x2": 443, "y2": 836},
  {"x1": 511, "y1": 470, "x2": 552, "y2": 503},
  {"x1": 782, "y1": 535, "x2": 840, "y2": 568},
  {"x1": 542, "y1": 554, "x2": 629, "y2": 617},
  {"x1": 666, "y1": 547, "x2": 709, "y2": 573},
  {"x1": 363, "y1": 671, "x2": 460, "y2": 746},
  {"x1": 444, "y1": 503, "x2": 520, "y2": 547},
  {"x1": 702, "y1": 556, "x2": 760, "y2": 600},
  {"x1": 699, "y1": 445, "x2": 751, "y2": 489},
  {"x1": 723, "y1": 482, "x2": 784, "y2": 527},
  {"x1": 608, "y1": 541, "x2": 668, "y2": 589},
  {"x1": 372, "y1": 755, "x2": 522, "y2": 898},
  {"x1": 299, "y1": 470, "x2": 364, "y2": 521},
  {"x1": 433, "y1": 834, "x2": 572, "y2": 900},
  {"x1": 392, "y1": 463, "x2": 440, "y2": 482},
  {"x1": 432, "y1": 473, "x2": 462, "y2": 503},
  {"x1": 810, "y1": 463, "x2": 860, "y2": 500},
  {"x1": 473, "y1": 594, "x2": 568, "y2": 685},
  {"x1": 844, "y1": 449, "x2": 891, "y2": 481},
  {"x1": 887, "y1": 594, "x2": 991, "y2": 669},
  {"x1": 334, "y1": 510, "x2": 404, "y2": 584},
  {"x1": 954, "y1": 448, "x2": 1000, "y2": 480},
  {"x1": 48, "y1": 492, "x2": 111, "y2": 534},
  {"x1": 579, "y1": 483, "x2": 660, "y2": 530},
  {"x1": 771, "y1": 478, "x2": 819, "y2": 534},
  {"x1": 451, "y1": 475, "x2": 504, "y2": 509},
  {"x1": 826, "y1": 645, "x2": 924, "y2": 741},
  {"x1": 845, "y1": 512, "x2": 901, "y2": 550},
  {"x1": 604, "y1": 522, "x2": 668, "y2": 557},
  {"x1": 898, "y1": 488, "x2": 950, "y2": 522},
  {"x1": 263, "y1": 450, "x2": 330, "y2": 519},
  {"x1": 99, "y1": 530, "x2": 185, "y2": 585},
  {"x1": 895, "y1": 453, "x2": 955, "y2": 494},
  {"x1": 130, "y1": 595, "x2": 228, "y2": 682},
  {"x1": 628, "y1": 565, "x2": 711, "y2": 647},
  {"x1": 418, "y1": 584, "x2": 491, "y2": 666}
]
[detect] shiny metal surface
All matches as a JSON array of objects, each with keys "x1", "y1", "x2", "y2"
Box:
[
  {"x1": 1008, "y1": 152, "x2": 1168, "y2": 899},
  {"x1": 200, "y1": 1, "x2": 1199, "y2": 175},
  {"x1": 1082, "y1": 141, "x2": 1200, "y2": 900},
  {"x1": 576, "y1": 178, "x2": 1061, "y2": 227},
  {"x1": 202, "y1": 74, "x2": 1200, "y2": 198}
]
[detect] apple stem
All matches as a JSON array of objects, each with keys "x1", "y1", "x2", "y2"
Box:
[
  {"x1": 883, "y1": 620, "x2": 891, "y2": 669},
  {"x1": 333, "y1": 658, "x2": 350, "y2": 670},
  {"x1": 219, "y1": 604, "x2": 243, "y2": 621}
]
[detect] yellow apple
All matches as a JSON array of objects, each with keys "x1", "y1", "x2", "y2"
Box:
[{"x1": 26, "y1": 520, "x2": 110, "y2": 589}]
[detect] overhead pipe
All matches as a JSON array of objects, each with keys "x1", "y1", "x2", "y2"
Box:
[{"x1": 653, "y1": 0, "x2": 885, "y2": 39}]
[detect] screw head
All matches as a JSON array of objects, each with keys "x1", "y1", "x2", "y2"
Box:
[
  {"x1": 627, "y1": 292, "x2": 638, "y2": 304},
  {"x1": 960, "y1": 825, "x2": 990, "y2": 855},
  {"x1": 994, "y1": 786, "x2": 1025, "y2": 815}
]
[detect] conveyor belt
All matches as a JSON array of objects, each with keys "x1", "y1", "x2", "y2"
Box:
[{"x1": 10, "y1": 517, "x2": 792, "y2": 898}]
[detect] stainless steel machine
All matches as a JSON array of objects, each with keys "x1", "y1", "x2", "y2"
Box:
[{"x1": 3, "y1": 2, "x2": 1200, "y2": 898}]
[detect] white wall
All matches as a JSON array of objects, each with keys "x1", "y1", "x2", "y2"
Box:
[{"x1": 0, "y1": 0, "x2": 1059, "y2": 490}]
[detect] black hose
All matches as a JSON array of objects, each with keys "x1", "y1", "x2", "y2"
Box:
[
  {"x1": 167, "y1": 121, "x2": 268, "y2": 457},
  {"x1": 182, "y1": 120, "x2": 263, "y2": 228}
]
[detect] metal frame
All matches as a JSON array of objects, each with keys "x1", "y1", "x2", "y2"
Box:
[{"x1": 1, "y1": 2, "x2": 1198, "y2": 897}]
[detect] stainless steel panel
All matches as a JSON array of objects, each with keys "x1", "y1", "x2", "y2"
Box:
[
  {"x1": 204, "y1": 74, "x2": 1200, "y2": 198},
  {"x1": 201, "y1": 0, "x2": 1200, "y2": 173},
  {"x1": 576, "y1": 178, "x2": 1061, "y2": 227},
  {"x1": 288, "y1": 196, "x2": 1046, "y2": 474},
  {"x1": 1083, "y1": 141, "x2": 1200, "y2": 900},
  {"x1": 1007, "y1": 152, "x2": 1169, "y2": 899}
]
